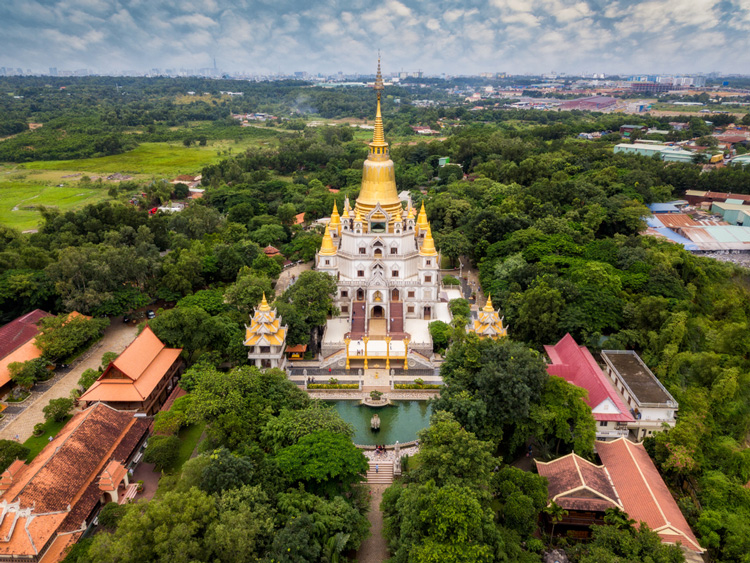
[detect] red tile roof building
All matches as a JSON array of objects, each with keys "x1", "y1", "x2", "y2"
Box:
[
  {"x1": 536, "y1": 441, "x2": 703, "y2": 553},
  {"x1": 597, "y1": 438, "x2": 703, "y2": 552},
  {"x1": 0, "y1": 310, "x2": 53, "y2": 388},
  {"x1": 80, "y1": 327, "x2": 183, "y2": 415},
  {"x1": 0, "y1": 403, "x2": 150, "y2": 562},
  {"x1": 545, "y1": 334, "x2": 634, "y2": 439}
]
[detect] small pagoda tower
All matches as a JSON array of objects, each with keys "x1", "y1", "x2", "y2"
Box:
[
  {"x1": 244, "y1": 293, "x2": 288, "y2": 369},
  {"x1": 469, "y1": 295, "x2": 508, "y2": 339}
]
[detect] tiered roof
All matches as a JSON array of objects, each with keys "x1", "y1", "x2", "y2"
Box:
[
  {"x1": 0, "y1": 403, "x2": 149, "y2": 560},
  {"x1": 545, "y1": 334, "x2": 633, "y2": 423},
  {"x1": 471, "y1": 295, "x2": 507, "y2": 339},
  {"x1": 80, "y1": 326, "x2": 182, "y2": 404},
  {"x1": 596, "y1": 438, "x2": 703, "y2": 552},
  {"x1": 244, "y1": 294, "x2": 287, "y2": 347},
  {"x1": 536, "y1": 453, "x2": 622, "y2": 513}
]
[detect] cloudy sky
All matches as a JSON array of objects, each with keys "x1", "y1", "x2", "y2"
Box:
[{"x1": 1, "y1": 0, "x2": 748, "y2": 75}]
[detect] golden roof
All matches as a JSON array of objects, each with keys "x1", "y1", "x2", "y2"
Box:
[
  {"x1": 245, "y1": 299, "x2": 288, "y2": 347},
  {"x1": 258, "y1": 293, "x2": 271, "y2": 312},
  {"x1": 420, "y1": 224, "x2": 438, "y2": 256},
  {"x1": 470, "y1": 296, "x2": 508, "y2": 339},
  {"x1": 416, "y1": 201, "x2": 429, "y2": 233},
  {"x1": 354, "y1": 58, "x2": 402, "y2": 221},
  {"x1": 319, "y1": 225, "x2": 337, "y2": 256},
  {"x1": 407, "y1": 205, "x2": 415, "y2": 220},
  {"x1": 483, "y1": 294, "x2": 494, "y2": 312}
]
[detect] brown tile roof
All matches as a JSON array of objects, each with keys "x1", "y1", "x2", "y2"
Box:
[
  {"x1": 596, "y1": 438, "x2": 703, "y2": 552},
  {"x1": 80, "y1": 327, "x2": 182, "y2": 405},
  {"x1": 0, "y1": 403, "x2": 150, "y2": 559},
  {"x1": 657, "y1": 214, "x2": 699, "y2": 229},
  {"x1": 0, "y1": 310, "x2": 51, "y2": 359},
  {"x1": 98, "y1": 461, "x2": 127, "y2": 492},
  {"x1": 536, "y1": 453, "x2": 622, "y2": 513}
]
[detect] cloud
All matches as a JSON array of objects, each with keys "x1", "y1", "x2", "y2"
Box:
[{"x1": 0, "y1": 0, "x2": 747, "y2": 74}]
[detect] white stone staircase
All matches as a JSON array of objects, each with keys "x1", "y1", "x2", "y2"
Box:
[{"x1": 366, "y1": 460, "x2": 393, "y2": 484}]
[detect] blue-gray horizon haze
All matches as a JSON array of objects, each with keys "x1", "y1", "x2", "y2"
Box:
[{"x1": 1, "y1": 0, "x2": 749, "y2": 75}]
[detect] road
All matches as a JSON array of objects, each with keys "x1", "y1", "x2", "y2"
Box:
[{"x1": 0, "y1": 320, "x2": 139, "y2": 442}]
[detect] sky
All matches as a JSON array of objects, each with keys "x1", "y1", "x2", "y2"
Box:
[{"x1": 1, "y1": 0, "x2": 749, "y2": 76}]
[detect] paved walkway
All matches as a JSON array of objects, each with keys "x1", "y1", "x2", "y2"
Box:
[
  {"x1": 0, "y1": 321, "x2": 138, "y2": 442},
  {"x1": 274, "y1": 261, "x2": 312, "y2": 297},
  {"x1": 357, "y1": 484, "x2": 389, "y2": 563}
]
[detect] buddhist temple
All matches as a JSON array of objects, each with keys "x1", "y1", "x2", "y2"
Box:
[
  {"x1": 468, "y1": 295, "x2": 508, "y2": 339},
  {"x1": 244, "y1": 293, "x2": 288, "y2": 369}
]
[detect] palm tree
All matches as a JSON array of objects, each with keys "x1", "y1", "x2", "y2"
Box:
[
  {"x1": 603, "y1": 507, "x2": 636, "y2": 531},
  {"x1": 323, "y1": 532, "x2": 350, "y2": 563},
  {"x1": 544, "y1": 501, "x2": 568, "y2": 543}
]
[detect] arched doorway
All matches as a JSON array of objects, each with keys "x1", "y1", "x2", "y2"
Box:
[
  {"x1": 371, "y1": 305, "x2": 384, "y2": 318},
  {"x1": 356, "y1": 289, "x2": 365, "y2": 301},
  {"x1": 391, "y1": 288, "x2": 400, "y2": 301}
]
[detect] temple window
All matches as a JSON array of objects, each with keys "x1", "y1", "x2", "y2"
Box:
[
  {"x1": 391, "y1": 247, "x2": 398, "y2": 255},
  {"x1": 392, "y1": 270, "x2": 399, "y2": 277},
  {"x1": 359, "y1": 247, "x2": 366, "y2": 254},
  {"x1": 407, "y1": 306, "x2": 415, "y2": 313},
  {"x1": 341, "y1": 290, "x2": 348, "y2": 298},
  {"x1": 408, "y1": 291, "x2": 415, "y2": 298},
  {"x1": 342, "y1": 305, "x2": 349, "y2": 313},
  {"x1": 426, "y1": 260, "x2": 431, "y2": 265},
  {"x1": 325, "y1": 260, "x2": 330, "y2": 265},
  {"x1": 358, "y1": 270, "x2": 365, "y2": 277},
  {"x1": 425, "y1": 275, "x2": 432, "y2": 283}
]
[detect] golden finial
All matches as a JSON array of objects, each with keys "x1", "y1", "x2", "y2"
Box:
[
  {"x1": 330, "y1": 201, "x2": 341, "y2": 225},
  {"x1": 374, "y1": 53, "x2": 384, "y2": 91},
  {"x1": 319, "y1": 225, "x2": 337, "y2": 256},
  {"x1": 419, "y1": 224, "x2": 438, "y2": 256},
  {"x1": 258, "y1": 292, "x2": 271, "y2": 312},
  {"x1": 483, "y1": 294, "x2": 494, "y2": 312},
  {"x1": 407, "y1": 205, "x2": 415, "y2": 220},
  {"x1": 416, "y1": 201, "x2": 428, "y2": 233},
  {"x1": 355, "y1": 207, "x2": 363, "y2": 222}
]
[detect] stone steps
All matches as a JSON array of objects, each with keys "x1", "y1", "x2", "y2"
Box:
[{"x1": 366, "y1": 460, "x2": 393, "y2": 484}]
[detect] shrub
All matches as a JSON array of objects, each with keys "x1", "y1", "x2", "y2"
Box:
[
  {"x1": 328, "y1": 377, "x2": 339, "y2": 385},
  {"x1": 32, "y1": 423, "x2": 45, "y2": 437},
  {"x1": 442, "y1": 275, "x2": 461, "y2": 286},
  {"x1": 394, "y1": 383, "x2": 441, "y2": 389},
  {"x1": 43, "y1": 397, "x2": 75, "y2": 422},
  {"x1": 100, "y1": 351, "x2": 118, "y2": 370},
  {"x1": 8, "y1": 358, "x2": 48, "y2": 389},
  {"x1": 97, "y1": 502, "x2": 127, "y2": 529},
  {"x1": 414, "y1": 378, "x2": 424, "y2": 385},
  {"x1": 370, "y1": 390, "x2": 383, "y2": 401}
]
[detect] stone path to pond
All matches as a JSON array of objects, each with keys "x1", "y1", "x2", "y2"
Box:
[
  {"x1": 357, "y1": 484, "x2": 389, "y2": 563},
  {"x1": 0, "y1": 320, "x2": 138, "y2": 442}
]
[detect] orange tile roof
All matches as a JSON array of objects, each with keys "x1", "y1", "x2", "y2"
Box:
[
  {"x1": 98, "y1": 461, "x2": 127, "y2": 492},
  {"x1": 80, "y1": 327, "x2": 182, "y2": 405},
  {"x1": 596, "y1": 438, "x2": 703, "y2": 552},
  {"x1": 38, "y1": 532, "x2": 82, "y2": 563},
  {"x1": 0, "y1": 403, "x2": 149, "y2": 559},
  {"x1": 536, "y1": 453, "x2": 622, "y2": 513},
  {"x1": 295, "y1": 212, "x2": 306, "y2": 225},
  {"x1": 0, "y1": 339, "x2": 44, "y2": 387}
]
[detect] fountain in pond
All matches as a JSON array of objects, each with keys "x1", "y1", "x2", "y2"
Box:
[{"x1": 370, "y1": 413, "x2": 381, "y2": 431}]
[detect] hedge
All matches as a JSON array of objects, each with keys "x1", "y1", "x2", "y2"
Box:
[
  {"x1": 308, "y1": 383, "x2": 359, "y2": 389},
  {"x1": 394, "y1": 384, "x2": 442, "y2": 389}
]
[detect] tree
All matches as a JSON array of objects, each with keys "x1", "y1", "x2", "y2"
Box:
[
  {"x1": 412, "y1": 411, "x2": 495, "y2": 490},
  {"x1": 143, "y1": 434, "x2": 180, "y2": 471},
  {"x1": 87, "y1": 488, "x2": 217, "y2": 563},
  {"x1": 177, "y1": 289, "x2": 227, "y2": 315},
  {"x1": 224, "y1": 270, "x2": 273, "y2": 315},
  {"x1": 543, "y1": 501, "x2": 568, "y2": 541},
  {"x1": 437, "y1": 230, "x2": 470, "y2": 268},
  {"x1": 275, "y1": 431, "x2": 368, "y2": 497},
  {"x1": 429, "y1": 320, "x2": 452, "y2": 353},
  {"x1": 8, "y1": 358, "x2": 48, "y2": 389},
  {"x1": 569, "y1": 521, "x2": 685, "y2": 563},
  {"x1": 100, "y1": 351, "x2": 118, "y2": 370},
  {"x1": 491, "y1": 466, "x2": 548, "y2": 539},
  {"x1": 0, "y1": 440, "x2": 29, "y2": 472},
  {"x1": 35, "y1": 314, "x2": 109, "y2": 360},
  {"x1": 448, "y1": 298, "x2": 471, "y2": 319},
  {"x1": 199, "y1": 448, "x2": 255, "y2": 495},
  {"x1": 279, "y1": 271, "x2": 338, "y2": 351},
  {"x1": 78, "y1": 368, "x2": 101, "y2": 391},
  {"x1": 43, "y1": 397, "x2": 74, "y2": 423},
  {"x1": 261, "y1": 402, "x2": 354, "y2": 452},
  {"x1": 251, "y1": 254, "x2": 282, "y2": 279}
]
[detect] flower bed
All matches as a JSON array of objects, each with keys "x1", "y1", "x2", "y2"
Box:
[
  {"x1": 394, "y1": 384, "x2": 441, "y2": 390},
  {"x1": 308, "y1": 383, "x2": 359, "y2": 390}
]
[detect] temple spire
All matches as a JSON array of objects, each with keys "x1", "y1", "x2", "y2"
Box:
[
  {"x1": 259, "y1": 293, "x2": 271, "y2": 311},
  {"x1": 370, "y1": 55, "x2": 387, "y2": 149}
]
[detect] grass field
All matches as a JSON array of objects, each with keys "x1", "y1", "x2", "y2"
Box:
[
  {"x1": 20, "y1": 138, "x2": 275, "y2": 177},
  {"x1": 0, "y1": 180, "x2": 111, "y2": 231},
  {"x1": 23, "y1": 415, "x2": 73, "y2": 462}
]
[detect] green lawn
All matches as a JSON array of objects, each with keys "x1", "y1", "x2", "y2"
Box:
[
  {"x1": 20, "y1": 139, "x2": 276, "y2": 176},
  {"x1": 23, "y1": 415, "x2": 72, "y2": 462},
  {"x1": 0, "y1": 180, "x2": 111, "y2": 231},
  {"x1": 175, "y1": 422, "x2": 206, "y2": 471}
]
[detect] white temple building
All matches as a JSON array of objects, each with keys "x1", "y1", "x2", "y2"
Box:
[{"x1": 317, "y1": 60, "x2": 446, "y2": 368}]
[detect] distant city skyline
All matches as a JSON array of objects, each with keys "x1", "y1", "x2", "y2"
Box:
[{"x1": 1, "y1": 0, "x2": 748, "y2": 76}]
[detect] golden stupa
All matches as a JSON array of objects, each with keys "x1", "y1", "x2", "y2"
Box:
[{"x1": 354, "y1": 58, "x2": 403, "y2": 222}]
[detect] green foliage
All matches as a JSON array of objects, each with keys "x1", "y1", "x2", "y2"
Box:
[
  {"x1": 8, "y1": 358, "x2": 48, "y2": 389},
  {"x1": 199, "y1": 448, "x2": 255, "y2": 495},
  {"x1": 100, "y1": 351, "x2": 118, "y2": 370},
  {"x1": 394, "y1": 383, "x2": 442, "y2": 389},
  {"x1": 42, "y1": 397, "x2": 74, "y2": 423},
  {"x1": 441, "y1": 274, "x2": 461, "y2": 286},
  {"x1": 177, "y1": 289, "x2": 227, "y2": 315},
  {"x1": 306, "y1": 383, "x2": 359, "y2": 389},
  {"x1": 275, "y1": 431, "x2": 368, "y2": 497},
  {"x1": 97, "y1": 502, "x2": 128, "y2": 530},
  {"x1": 429, "y1": 320, "x2": 453, "y2": 353},
  {"x1": 0, "y1": 440, "x2": 29, "y2": 473},
  {"x1": 261, "y1": 402, "x2": 354, "y2": 452},
  {"x1": 143, "y1": 434, "x2": 181, "y2": 471},
  {"x1": 35, "y1": 314, "x2": 109, "y2": 360},
  {"x1": 567, "y1": 523, "x2": 685, "y2": 563},
  {"x1": 77, "y1": 368, "x2": 101, "y2": 391},
  {"x1": 448, "y1": 298, "x2": 471, "y2": 319}
]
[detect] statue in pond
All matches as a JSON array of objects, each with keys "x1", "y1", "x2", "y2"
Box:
[{"x1": 371, "y1": 413, "x2": 381, "y2": 431}]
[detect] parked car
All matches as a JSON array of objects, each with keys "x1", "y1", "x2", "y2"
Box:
[{"x1": 146, "y1": 309, "x2": 156, "y2": 319}]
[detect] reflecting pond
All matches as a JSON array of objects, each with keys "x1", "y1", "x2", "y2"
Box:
[{"x1": 327, "y1": 400, "x2": 433, "y2": 445}]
